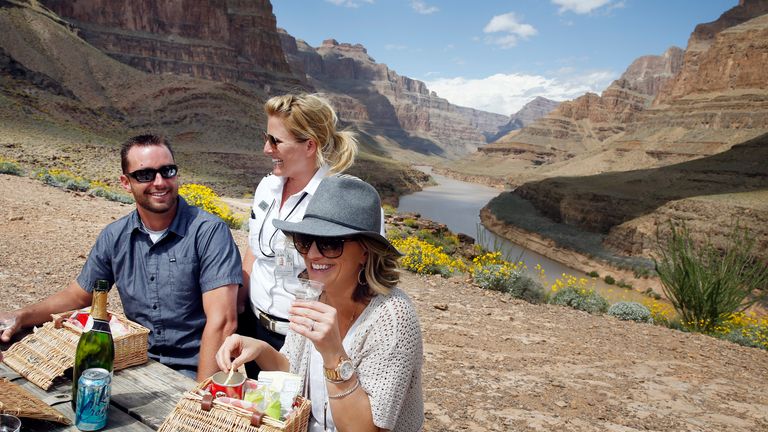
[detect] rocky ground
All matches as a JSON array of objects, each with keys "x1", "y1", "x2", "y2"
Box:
[{"x1": 1, "y1": 173, "x2": 767, "y2": 431}]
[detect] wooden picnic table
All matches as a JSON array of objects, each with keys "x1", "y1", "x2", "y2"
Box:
[{"x1": 0, "y1": 357, "x2": 196, "y2": 431}]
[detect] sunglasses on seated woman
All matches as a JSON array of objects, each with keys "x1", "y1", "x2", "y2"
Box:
[
  {"x1": 292, "y1": 233, "x2": 353, "y2": 258},
  {"x1": 126, "y1": 164, "x2": 178, "y2": 183}
]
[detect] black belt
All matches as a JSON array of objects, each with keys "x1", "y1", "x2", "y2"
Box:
[{"x1": 256, "y1": 309, "x2": 289, "y2": 335}]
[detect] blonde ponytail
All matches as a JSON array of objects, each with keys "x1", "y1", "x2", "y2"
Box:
[{"x1": 264, "y1": 93, "x2": 358, "y2": 174}]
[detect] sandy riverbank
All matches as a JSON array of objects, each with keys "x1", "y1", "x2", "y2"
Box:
[{"x1": 480, "y1": 207, "x2": 663, "y2": 296}]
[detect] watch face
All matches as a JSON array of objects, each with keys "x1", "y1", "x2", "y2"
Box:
[{"x1": 339, "y1": 360, "x2": 355, "y2": 380}]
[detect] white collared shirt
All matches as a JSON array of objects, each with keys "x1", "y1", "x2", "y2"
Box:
[{"x1": 248, "y1": 165, "x2": 330, "y2": 318}]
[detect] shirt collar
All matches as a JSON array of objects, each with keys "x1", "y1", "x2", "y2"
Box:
[
  {"x1": 269, "y1": 164, "x2": 331, "y2": 199},
  {"x1": 127, "y1": 196, "x2": 189, "y2": 237}
]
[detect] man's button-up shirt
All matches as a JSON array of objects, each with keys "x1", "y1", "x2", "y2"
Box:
[{"x1": 77, "y1": 197, "x2": 242, "y2": 370}]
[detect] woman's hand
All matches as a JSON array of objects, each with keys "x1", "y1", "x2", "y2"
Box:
[
  {"x1": 215, "y1": 334, "x2": 264, "y2": 372},
  {"x1": 288, "y1": 300, "x2": 345, "y2": 365}
]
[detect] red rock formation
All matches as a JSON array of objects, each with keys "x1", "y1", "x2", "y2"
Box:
[
  {"x1": 40, "y1": 0, "x2": 296, "y2": 86},
  {"x1": 280, "y1": 35, "x2": 511, "y2": 157}
]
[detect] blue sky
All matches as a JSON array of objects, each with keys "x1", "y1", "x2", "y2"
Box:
[{"x1": 272, "y1": 0, "x2": 737, "y2": 116}]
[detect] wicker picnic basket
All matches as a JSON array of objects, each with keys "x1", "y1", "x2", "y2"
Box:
[
  {"x1": 1, "y1": 309, "x2": 149, "y2": 390},
  {"x1": 158, "y1": 377, "x2": 312, "y2": 432},
  {"x1": 0, "y1": 377, "x2": 71, "y2": 425}
]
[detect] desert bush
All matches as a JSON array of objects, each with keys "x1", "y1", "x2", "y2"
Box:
[
  {"x1": 508, "y1": 274, "x2": 546, "y2": 304},
  {"x1": 390, "y1": 236, "x2": 465, "y2": 277},
  {"x1": 403, "y1": 218, "x2": 419, "y2": 228},
  {"x1": 382, "y1": 203, "x2": 397, "y2": 217},
  {"x1": 0, "y1": 157, "x2": 23, "y2": 176},
  {"x1": 711, "y1": 312, "x2": 768, "y2": 350},
  {"x1": 88, "y1": 185, "x2": 134, "y2": 204},
  {"x1": 654, "y1": 222, "x2": 768, "y2": 332},
  {"x1": 587, "y1": 270, "x2": 599, "y2": 277},
  {"x1": 416, "y1": 229, "x2": 460, "y2": 255},
  {"x1": 179, "y1": 184, "x2": 244, "y2": 230},
  {"x1": 607, "y1": 302, "x2": 653, "y2": 323},
  {"x1": 616, "y1": 279, "x2": 633, "y2": 289},
  {"x1": 604, "y1": 275, "x2": 615, "y2": 285},
  {"x1": 550, "y1": 286, "x2": 609, "y2": 314},
  {"x1": 36, "y1": 168, "x2": 90, "y2": 191},
  {"x1": 472, "y1": 262, "x2": 520, "y2": 292}
]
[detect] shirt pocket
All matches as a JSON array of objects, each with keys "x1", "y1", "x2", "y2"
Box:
[{"x1": 169, "y1": 254, "x2": 201, "y2": 306}]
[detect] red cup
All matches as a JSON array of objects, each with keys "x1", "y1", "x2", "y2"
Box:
[{"x1": 210, "y1": 371, "x2": 246, "y2": 399}]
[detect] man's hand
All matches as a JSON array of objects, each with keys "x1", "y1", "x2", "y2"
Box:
[{"x1": 0, "y1": 311, "x2": 21, "y2": 343}]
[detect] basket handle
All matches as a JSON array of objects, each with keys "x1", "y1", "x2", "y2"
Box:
[
  {"x1": 53, "y1": 315, "x2": 67, "y2": 329},
  {"x1": 250, "y1": 411, "x2": 264, "y2": 427},
  {"x1": 200, "y1": 393, "x2": 214, "y2": 411}
]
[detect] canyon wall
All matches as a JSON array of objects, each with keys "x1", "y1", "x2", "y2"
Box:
[
  {"x1": 40, "y1": 0, "x2": 300, "y2": 87},
  {"x1": 282, "y1": 36, "x2": 511, "y2": 158}
]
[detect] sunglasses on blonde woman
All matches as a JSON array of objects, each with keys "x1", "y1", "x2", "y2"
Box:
[
  {"x1": 292, "y1": 234, "x2": 352, "y2": 258},
  {"x1": 262, "y1": 130, "x2": 309, "y2": 149}
]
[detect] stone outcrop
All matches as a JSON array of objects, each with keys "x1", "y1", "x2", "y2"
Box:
[
  {"x1": 39, "y1": 0, "x2": 300, "y2": 87},
  {"x1": 486, "y1": 46, "x2": 685, "y2": 164},
  {"x1": 281, "y1": 35, "x2": 510, "y2": 158},
  {"x1": 488, "y1": 96, "x2": 560, "y2": 142}
]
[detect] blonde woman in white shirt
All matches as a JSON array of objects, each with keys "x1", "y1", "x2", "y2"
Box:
[
  {"x1": 239, "y1": 93, "x2": 358, "y2": 379},
  {"x1": 219, "y1": 177, "x2": 424, "y2": 432}
]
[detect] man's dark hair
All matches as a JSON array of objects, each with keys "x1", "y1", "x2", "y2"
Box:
[{"x1": 120, "y1": 134, "x2": 175, "y2": 174}]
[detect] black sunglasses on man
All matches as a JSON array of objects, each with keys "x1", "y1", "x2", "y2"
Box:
[{"x1": 126, "y1": 164, "x2": 179, "y2": 183}]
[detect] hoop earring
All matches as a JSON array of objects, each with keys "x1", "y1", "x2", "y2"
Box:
[{"x1": 357, "y1": 268, "x2": 368, "y2": 286}]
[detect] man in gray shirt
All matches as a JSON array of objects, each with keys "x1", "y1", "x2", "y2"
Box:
[{"x1": 0, "y1": 134, "x2": 242, "y2": 380}]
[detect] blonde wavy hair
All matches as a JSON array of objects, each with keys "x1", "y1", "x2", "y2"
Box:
[
  {"x1": 264, "y1": 93, "x2": 358, "y2": 174},
  {"x1": 354, "y1": 237, "x2": 401, "y2": 301}
]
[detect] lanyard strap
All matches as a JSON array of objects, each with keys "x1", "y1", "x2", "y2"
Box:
[{"x1": 258, "y1": 191, "x2": 309, "y2": 257}]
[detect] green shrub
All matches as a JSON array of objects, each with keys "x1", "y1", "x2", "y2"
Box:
[
  {"x1": 416, "y1": 229, "x2": 459, "y2": 255},
  {"x1": 507, "y1": 274, "x2": 546, "y2": 304},
  {"x1": 550, "y1": 286, "x2": 609, "y2": 314},
  {"x1": 604, "y1": 275, "x2": 615, "y2": 285},
  {"x1": 403, "y1": 218, "x2": 419, "y2": 228},
  {"x1": 607, "y1": 302, "x2": 652, "y2": 323},
  {"x1": 36, "y1": 168, "x2": 91, "y2": 191},
  {"x1": 89, "y1": 186, "x2": 134, "y2": 204},
  {"x1": 587, "y1": 271, "x2": 599, "y2": 277},
  {"x1": 616, "y1": 279, "x2": 633, "y2": 289},
  {"x1": 473, "y1": 263, "x2": 520, "y2": 292},
  {"x1": 382, "y1": 204, "x2": 397, "y2": 217},
  {"x1": 0, "y1": 160, "x2": 23, "y2": 176},
  {"x1": 390, "y1": 236, "x2": 466, "y2": 277},
  {"x1": 654, "y1": 222, "x2": 768, "y2": 332}
]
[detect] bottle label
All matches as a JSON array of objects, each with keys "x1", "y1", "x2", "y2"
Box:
[{"x1": 84, "y1": 318, "x2": 111, "y2": 334}]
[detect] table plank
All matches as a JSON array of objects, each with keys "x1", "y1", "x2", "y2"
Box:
[
  {"x1": 1, "y1": 364, "x2": 153, "y2": 431},
  {"x1": 109, "y1": 360, "x2": 197, "y2": 429},
  {"x1": 1, "y1": 358, "x2": 192, "y2": 431}
]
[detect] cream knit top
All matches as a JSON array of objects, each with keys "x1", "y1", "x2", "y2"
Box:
[{"x1": 281, "y1": 287, "x2": 424, "y2": 431}]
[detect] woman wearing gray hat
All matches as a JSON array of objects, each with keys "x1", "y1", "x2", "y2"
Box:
[
  {"x1": 217, "y1": 176, "x2": 424, "y2": 432},
  {"x1": 239, "y1": 93, "x2": 361, "y2": 379}
]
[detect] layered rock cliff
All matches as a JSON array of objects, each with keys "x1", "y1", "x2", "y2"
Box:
[
  {"x1": 281, "y1": 36, "x2": 510, "y2": 158},
  {"x1": 484, "y1": 1, "x2": 768, "y2": 269},
  {"x1": 485, "y1": 46, "x2": 685, "y2": 166},
  {"x1": 39, "y1": 0, "x2": 300, "y2": 87}
]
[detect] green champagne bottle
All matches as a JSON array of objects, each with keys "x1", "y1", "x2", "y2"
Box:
[{"x1": 71, "y1": 280, "x2": 115, "y2": 410}]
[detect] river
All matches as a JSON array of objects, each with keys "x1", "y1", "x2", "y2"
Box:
[{"x1": 397, "y1": 167, "x2": 651, "y2": 304}]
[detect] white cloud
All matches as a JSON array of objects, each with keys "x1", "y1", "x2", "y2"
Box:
[
  {"x1": 483, "y1": 13, "x2": 537, "y2": 49},
  {"x1": 411, "y1": 0, "x2": 439, "y2": 14},
  {"x1": 551, "y1": 0, "x2": 613, "y2": 14},
  {"x1": 424, "y1": 71, "x2": 616, "y2": 115},
  {"x1": 325, "y1": 0, "x2": 374, "y2": 8}
]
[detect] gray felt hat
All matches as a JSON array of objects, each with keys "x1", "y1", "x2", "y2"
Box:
[{"x1": 273, "y1": 176, "x2": 400, "y2": 255}]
